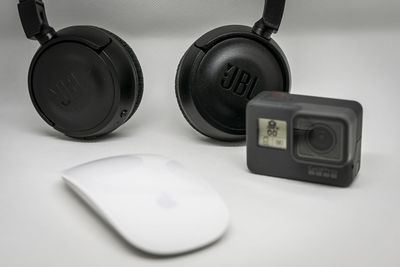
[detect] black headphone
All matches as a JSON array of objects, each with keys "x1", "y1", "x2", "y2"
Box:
[
  {"x1": 18, "y1": 0, "x2": 289, "y2": 141},
  {"x1": 18, "y1": 0, "x2": 143, "y2": 139},
  {"x1": 176, "y1": 0, "x2": 290, "y2": 141}
]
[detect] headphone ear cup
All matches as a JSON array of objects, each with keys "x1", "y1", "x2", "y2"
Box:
[
  {"x1": 95, "y1": 28, "x2": 144, "y2": 120},
  {"x1": 27, "y1": 26, "x2": 144, "y2": 139},
  {"x1": 176, "y1": 25, "x2": 291, "y2": 141},
  {"x1": 175, "y1": 45, "x2": 211, "y2": 138}
]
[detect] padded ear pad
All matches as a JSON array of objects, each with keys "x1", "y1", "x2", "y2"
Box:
[
  {"x1": 176, "y1": 25, "x2": 291, "y2": 141},
  {"x1": 27, "y1": 26, "x2": 143, "y2": 139}
]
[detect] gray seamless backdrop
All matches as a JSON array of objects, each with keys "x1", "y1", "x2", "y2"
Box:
[
  {"x1": 2, "y1": 0, "x2": 400, "y2": 100},
  {"x1": 2, "y1": 0, "x2": 400, "y2": 37}
]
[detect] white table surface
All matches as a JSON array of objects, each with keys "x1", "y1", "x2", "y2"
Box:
[{"x1": 1, "y1": 30, "x2": 399, "y2": 267}]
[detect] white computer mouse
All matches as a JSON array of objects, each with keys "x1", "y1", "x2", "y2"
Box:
[{"x1": 62, "y1": 155, "x2": 230, "y2": 256}]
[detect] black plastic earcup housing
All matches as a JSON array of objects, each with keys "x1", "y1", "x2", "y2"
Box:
[
  {"x1": 28, "y1": 26, "x2": 143, "y2": 139},
  {"x1": 176, "y1": 25, "x2": 291, "y2": 141},
  {"x1": 96, "y1": 27, "x2": 144, "y2": 120}
]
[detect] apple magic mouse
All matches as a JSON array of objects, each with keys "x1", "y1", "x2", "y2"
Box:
[{"x1": 61, "y1": 155, "x2": 230, "y2": 255}]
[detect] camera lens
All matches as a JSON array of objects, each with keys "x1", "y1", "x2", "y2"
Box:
[{"x1": 307, "y1": 125, "x2": 336, "y2": 153}]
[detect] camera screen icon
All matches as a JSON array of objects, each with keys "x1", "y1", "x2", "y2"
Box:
[{"x1": 258, "y1": 118, "x2": 287, "y2": 150}]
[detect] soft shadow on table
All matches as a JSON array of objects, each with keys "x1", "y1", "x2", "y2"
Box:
[
  {"x1": 61, "y1": 182, "x2": 229, "y2": 260},
  {"x1": 195, "y1": 135, "x2": 246, "y2": 148},
  {"x1": 31, "y1": 126, "x2": 138, "y2": 143},
  {"x1": 176, "y1": 127, "x2": 246, "y2": 148},
  {"x1": 243, "y1": 151, "x2": 386, "y2": 192}
]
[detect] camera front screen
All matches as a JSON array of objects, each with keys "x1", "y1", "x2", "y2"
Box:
[{"x1": 258, "y1": 118, "x2": 287, "y2": 150}]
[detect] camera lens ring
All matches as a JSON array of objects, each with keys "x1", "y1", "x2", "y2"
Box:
[{"x1": 306, "y1": 124, "x2": 337, "y2": 154}]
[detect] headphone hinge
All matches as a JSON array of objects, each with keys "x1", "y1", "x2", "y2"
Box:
[{"x1": 252, "y1": 19, "x2": 274, "y2": 39}]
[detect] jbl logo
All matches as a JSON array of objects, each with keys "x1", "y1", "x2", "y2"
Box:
[
  {"x1": 220, "y1": 63, "x2": 258, "y2": 100},
  {"x1": 49, "y1": 73, "x2": 82, "y2": 107}
]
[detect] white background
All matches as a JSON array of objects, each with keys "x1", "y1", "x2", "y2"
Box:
[{"x1": 1, "y1": 1, "x2": 400, "y2": 266}]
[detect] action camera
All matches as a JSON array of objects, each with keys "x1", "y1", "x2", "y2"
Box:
[{"x1": 247, "y1": 92, "x2": 363, "y2": 187}]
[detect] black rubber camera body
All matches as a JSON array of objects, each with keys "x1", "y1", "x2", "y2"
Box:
[{"x1": 247, "y1": 92, "x2": 363, "y2": 187}]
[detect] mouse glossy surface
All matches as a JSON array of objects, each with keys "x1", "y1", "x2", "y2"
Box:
[{"x1": 62, "y1": 155, "x2": 230, "y2": 255}]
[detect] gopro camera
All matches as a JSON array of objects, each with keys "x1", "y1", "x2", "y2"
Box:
[{"x1": 247, "y1": 92, "x2": 363, "y2": 187}]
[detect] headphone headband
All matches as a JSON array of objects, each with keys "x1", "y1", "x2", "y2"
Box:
[
  {"x1": 18, "y1": 0, "x2": 55, "y2": 44},
  {"x1": 263, "y1": 0, "x2": 286, "y2": 33},
  {"x1": 18, "y1": 0, "x2": 287, "y2": 43},
  {"x1": 254, "y1": 0, "x2": 286, "y2": 38}
]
